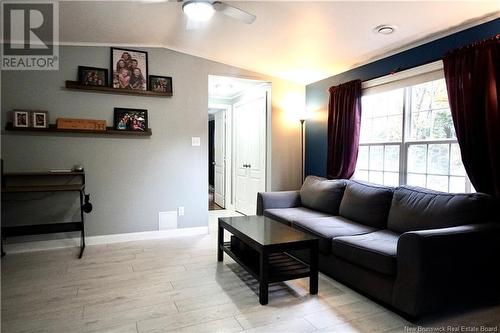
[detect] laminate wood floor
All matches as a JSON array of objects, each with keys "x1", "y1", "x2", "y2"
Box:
[
  {"x1": 208, "y1": 190, "x2": 224, "y2": 211},
  {"x1": 1, "y1": 210, "x2": 499, "y2": 333}
]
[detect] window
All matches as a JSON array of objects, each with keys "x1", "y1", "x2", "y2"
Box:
[
  {"x1": 356, "y1": 144, "x2": 400, "y2": 186},
  {"x1": 354, "y1": 70, "x2": 473, "y2": 193},
  {"x1": 407, "y1": 142, "x2": 469, "y2": 192},
  {"x1": 359, "y1": 89, "x2": 403, "y2": 143},
  {"x1": 408, "y1": 79, "x2": 455, "y2": 141},
  {"x1": 355, "y1": 89, "x2": 403, "y2": 187}
]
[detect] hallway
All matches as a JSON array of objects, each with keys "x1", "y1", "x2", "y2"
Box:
[{"x1": 209, "y1": 189, "x2": 224, "y2": 211}]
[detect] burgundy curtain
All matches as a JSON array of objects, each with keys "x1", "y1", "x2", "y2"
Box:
[
  {"x1": 443, "y1": 35, "x2": 500, "y2": 197},
  {"x1": 326, "y1": 79, "x2": 362, "y2": 179}
]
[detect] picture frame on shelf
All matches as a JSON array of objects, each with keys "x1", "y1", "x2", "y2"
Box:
[
  {"x1": 32, "y1": 111, "x2": 49, "y2": 128},
  {"x1": 114, "y1": 108, "x2": 148, "y2": 132},
  {"x1": 13, "y1": 110, "x2": 30, "y2": 128},
  {"x1": 149, "y1": 75, "x2": 173, "y2": 94},
  {"x1": 78, "y1": 66, "x2": 108, "y2": 87},
  {"x1": 111, "y1": 47, "x2": 148, "y2": 91}
]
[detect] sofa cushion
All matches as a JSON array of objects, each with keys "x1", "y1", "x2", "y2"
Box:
[
  {"x1": 263, "y1": 207, "x2": 331, "y2": 226},
  {"x1": 339, "y1": 181, "x2": 394, "y2": 228},
  {"x1": 332, "y1": 230, "x2": 400, "y2": 276},
  {"x1": 387, "y1": 186, "x2": 492, "y2": 233},
  {"x1": 291, "y1": 216, "x2": 376, "y2": 254},
  {"x1": 300, "y1": 176, "x2": 347, "y2": 215}
]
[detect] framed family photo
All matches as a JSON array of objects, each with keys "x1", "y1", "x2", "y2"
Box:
[
  {"x1": 32, "y1": 111, "x2": 49, "y2": 128},
  {"x1": 78, "y1": 66, "x2": 108, "y2": 87},
  {"x1": 114, "y1": 108, "x2": 148, "y2": 132},
  {"x1": 13, "y1": 110, "x2": 30, "y2": 128},
  {"x1": 111, "y1": 48, "x2": 148, "y2": 91},
  {"x1": 149, "y1": 75, "x2": 173, "y2": 94}
]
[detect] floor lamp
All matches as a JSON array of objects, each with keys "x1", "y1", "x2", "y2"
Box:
[{"x1": 300, "y1": 118, "x2": 306, "y2": 184}]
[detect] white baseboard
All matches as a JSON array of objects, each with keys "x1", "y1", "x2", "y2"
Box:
[{"x1": 4, "y1": 226, "x2": 209, "y2": 254}]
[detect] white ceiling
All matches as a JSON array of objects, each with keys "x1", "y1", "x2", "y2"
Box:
[
  {"x1": 59, "y1": 1, "x2": 499, "y2": 84},
  {"x1": 209, "y1": 75, "x2": 265, "y2": 99}
]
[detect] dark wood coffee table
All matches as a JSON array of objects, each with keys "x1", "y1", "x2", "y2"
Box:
[{"x1": 217, "y1": 215, "x2": 319, "y2": 305}]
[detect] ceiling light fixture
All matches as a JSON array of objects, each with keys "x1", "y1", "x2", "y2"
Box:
[
  {"x1": 182, "y1": 1, "x2": 215, "y2": 22},
  {"x1": 374, "y1": 25, "x2": 396, "y2": 35}
]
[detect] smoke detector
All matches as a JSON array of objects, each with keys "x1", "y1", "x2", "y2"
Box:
[{"x1": 374, "y1": 25, "x2": 396, "y2": 35}]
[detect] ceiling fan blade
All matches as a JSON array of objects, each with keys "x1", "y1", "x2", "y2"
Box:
[
  {"x1": 139, "y1": 0, "x2": 169, "y2": 3},
  {"x1": 139, "y1": 0, "x2": 178, "y2": 4},
  {"x1": 212, "y1": 1, "x2": 256, "y2": 24}
]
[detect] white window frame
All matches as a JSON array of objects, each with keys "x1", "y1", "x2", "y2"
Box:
[
  {"x1": 358, "y1": 61, "x2": 473, "y2": 192},
  {"x1": 403, "y1": 140, "x2": 473, "y2": 193},
  {"x1": 357, "y1": 143, "x2": 402, "y2": 186}
]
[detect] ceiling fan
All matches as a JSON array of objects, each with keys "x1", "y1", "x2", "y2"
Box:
[{"x1": 175, "y1": 0, "x2": 256, "y2": 28}]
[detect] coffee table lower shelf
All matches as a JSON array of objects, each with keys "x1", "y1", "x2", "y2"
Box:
[{"x1": 221, "y1": 241, "x2": 310, "y2": 283}]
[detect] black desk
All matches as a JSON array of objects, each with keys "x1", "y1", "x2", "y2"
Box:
[{"x1": 1, "y1": 171, "x2": 87, "y2": 258}]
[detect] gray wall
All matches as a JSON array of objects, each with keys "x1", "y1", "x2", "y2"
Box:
[{"x1": 1, "y1": 45, "x2": 304, "y2": 238}]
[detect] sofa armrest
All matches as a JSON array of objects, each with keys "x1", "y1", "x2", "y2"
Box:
[
  {"x1": 256, "y1": 191, "x2": 301, "y2": 215},
  {"x1": 393, "y1": 223, "x2": 500, "y2": 317}
]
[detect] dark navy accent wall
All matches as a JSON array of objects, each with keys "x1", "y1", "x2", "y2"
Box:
[{"x1": 305, "y1": 18, "x2": 500, "y2": 177}]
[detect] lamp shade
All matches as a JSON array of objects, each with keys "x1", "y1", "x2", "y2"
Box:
[
  {"x1": 298, "y1": 110, "x2": 310, "y2": 122},
  {"x1": 182, "y1": 1, "x2": 215, "y2": 22}
]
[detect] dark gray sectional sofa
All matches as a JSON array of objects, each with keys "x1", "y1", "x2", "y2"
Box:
[{"x1": 257, "y1": 176, "x2": 500, "y2": 317}]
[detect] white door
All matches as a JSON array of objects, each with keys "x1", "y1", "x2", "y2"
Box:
[
  {"x1": 234, "y1": 90, "x2": 267, "y2": 215},
  {"x1": 214, "y1": 111, "x2": 225, "y2": 207}
]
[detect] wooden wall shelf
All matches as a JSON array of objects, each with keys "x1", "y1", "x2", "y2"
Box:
[
  {"x1": 4, "y1": 123, "x2": 152, "y2": 137},
  {"x1": 64, "y1": 81, "x2": 172, "y2": 97}
]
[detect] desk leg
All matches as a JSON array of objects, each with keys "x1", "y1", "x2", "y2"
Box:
[
  {"x1": 1, "y1": 234, "x2": 5, "y2": 258},
  {"x1": 310, "y1": 241, "x2": 319, "y2": 295},
  {"x1": 79, "y1": 191, "x2": 86, "y2": 259},
  {"x1": 217, "y1": 221, "x2": 223, "y2": 262},
  {"x1": 79, "y1": 231, "x2": 86, "y2": 259},
  {"x1": 259, "y1": 251, "x2": 269, "y2": 305}
]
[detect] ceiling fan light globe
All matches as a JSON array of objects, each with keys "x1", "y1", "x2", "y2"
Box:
[{"x1": 182, "y1": 1, "x2": 215, "y2": 22}]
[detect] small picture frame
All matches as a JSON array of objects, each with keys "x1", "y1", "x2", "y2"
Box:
[
  {"x1": 149, "y1": 75, "x2": 173, "y2": 94},
  {"x1": 13, "y1": 110, "x2": 30, "y2": 128},
  {"x1": 78, "y1": 66, "x2": 108, "y2": 87},
  {"x1": 114, "y1": 108, "x2": 148, "y2": 132},
  {"x1": 32, "y1": 111, "x2": 49, "y2": 128}
]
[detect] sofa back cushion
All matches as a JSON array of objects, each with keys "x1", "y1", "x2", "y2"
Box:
[
  {"x1": 387, "y1": 186, "x2": 492, "y2": 233},
  {"x1": 339, "y1": 181, "x2": 394, "y2": 228},
  {"x1": 300, "y1": 176, "x2": 347, "y2": 215}
]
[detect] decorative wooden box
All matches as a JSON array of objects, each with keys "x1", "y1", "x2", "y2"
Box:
[{"x1": 56, "y1": 118, "x2": 106, "y2": 131}]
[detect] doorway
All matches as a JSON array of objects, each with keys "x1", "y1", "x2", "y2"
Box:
[
  {"x1": 208, "y1": 107, "x2": 225, "y2": 211},
  {"x1": 208, "y1": 75, "x2": 270, "y2": 215}
]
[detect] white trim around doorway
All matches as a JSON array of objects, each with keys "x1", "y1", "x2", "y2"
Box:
[{"x1": 209, "y1": 75, "x2": 272, "y2": 215}]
